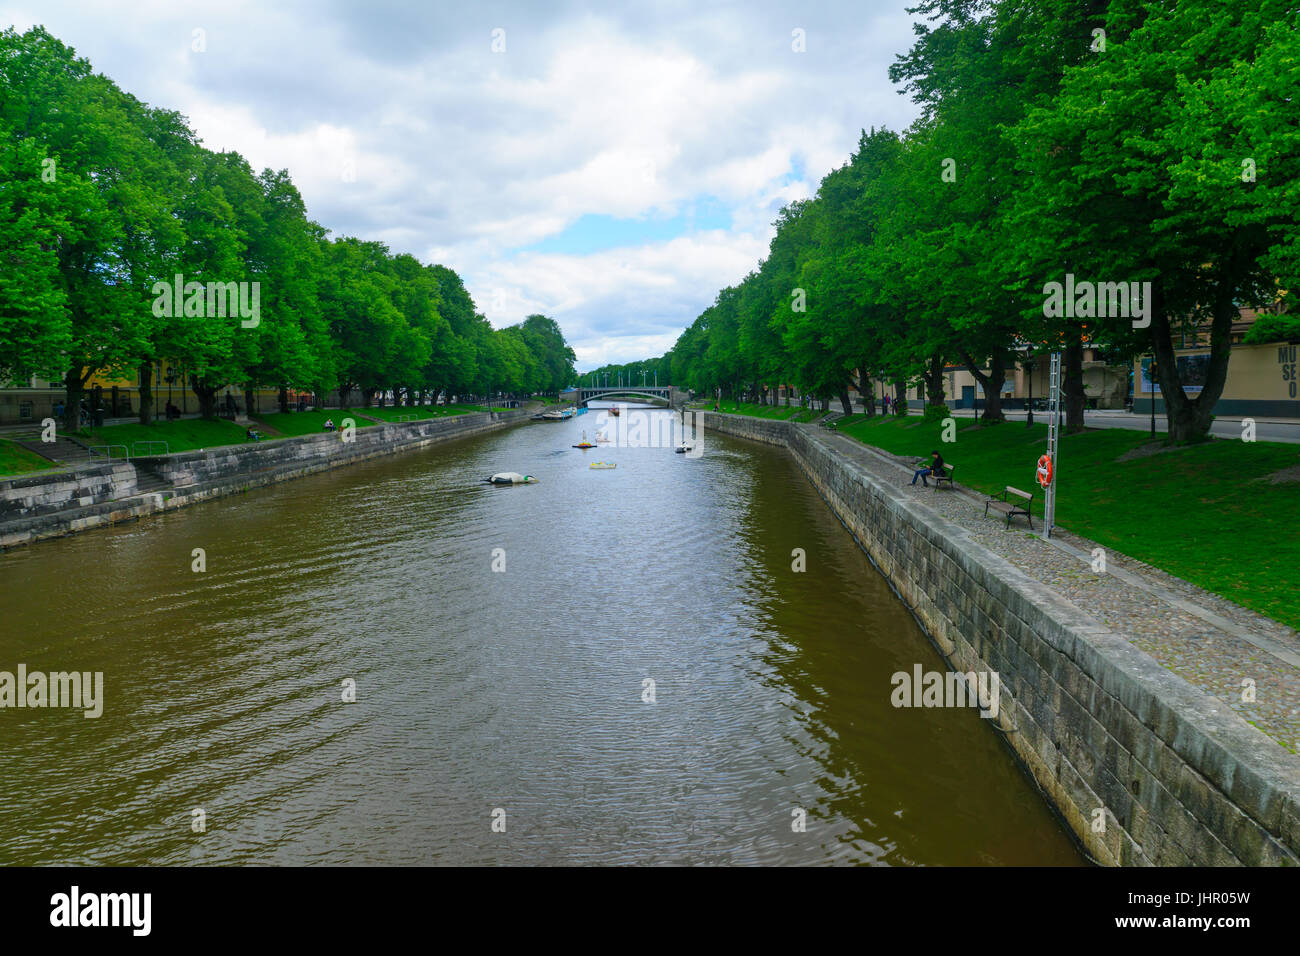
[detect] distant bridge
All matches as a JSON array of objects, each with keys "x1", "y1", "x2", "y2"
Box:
[{"x1": 563, "y1": 385, "x2": 686, "y2": 407}]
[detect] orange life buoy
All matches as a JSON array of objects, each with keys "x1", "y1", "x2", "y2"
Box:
[{"x1": 1036, "y1": 454, "x2": 1053, "y2": 488}]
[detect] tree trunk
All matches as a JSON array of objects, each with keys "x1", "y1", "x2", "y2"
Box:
[
  {"x1": 244, "y1": 386, "x2": 255, "y2": 418},
  {"x1": 819, "y1": 396, "x2": 829, "y2": 413},
  {"x1": 193, "y1": 382, "x2": 219, "y2": 420},
  {"x1": 1152, "y1": 281, "x2": 1235, "y2": 443},
  {"x1": 839, "y1": 386, "x2": 853, "y2": 416},
  {"x1": 278, "y1": 386, "x2": 289, "y2": 414},
  {"x1": 894, "y1": 379, "x2": 908, "y2": 416},
  {"x1": 1064, "y1": 334, "x2": 1086, "y2": 434},
  {"x1": 858, "y1": 369, "x2": 875, "y2": 417},
  {"x1": 138, "y1": 362, "x2": 154, "y2": 426},
  {"x1": 924, "y1": 354, "x2": 946, "y2": 408},
  {"x1": 961, "y1": 349, "x2": 1007, "y2": 422},
  {"x1": 63, "y1": 368, "x2": 86, "y2": 433},
  {"x1": 363, "y1": 387, "x2": 375, "y2": 408}
]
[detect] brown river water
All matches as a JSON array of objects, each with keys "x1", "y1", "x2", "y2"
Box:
[{"x1": 0, "y1": 407, "x2": 1084, "y2": 865}]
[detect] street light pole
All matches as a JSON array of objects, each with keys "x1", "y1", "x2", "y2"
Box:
[
  {"x1": 1026, "y1": 350, "x2": 1034, "y2": 427},
  {"x1": 1148, "y1": 357, "x2": 1156, "y2": 438}
]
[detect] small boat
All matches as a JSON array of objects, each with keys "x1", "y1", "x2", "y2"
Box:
[
  {"x1": 589, "y1": 462, "x2": 616, "y2": 469},
  {"x1": 675, "y1": 446, "x2": 692, "y2": 454},
  {"x1": 596, "y1": 432, "x2": 611, "y2": 443},
  {"x1": 485, "y1": 472, "x2": 538, "y2": 485},
  {"x1": 609, "y1": 407, "x2": 620, "y2": 417},
  {"x1": 573, "y1": 431, "x2": 597, "y2": 449}
]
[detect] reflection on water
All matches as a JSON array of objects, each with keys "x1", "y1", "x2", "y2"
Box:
[{"x1": 0, "y1": 410, "x2": 1083, "y2": 865}]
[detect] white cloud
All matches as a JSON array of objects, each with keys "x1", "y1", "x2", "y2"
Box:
[{"x1": 2, "y1": 1, "x2": 921, "y2": 365}]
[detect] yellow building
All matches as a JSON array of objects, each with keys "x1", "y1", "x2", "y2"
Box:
[
  {"x1": 1132, "y1": 307, "x2": 1297, "y2": 418},
  {"x1": 1, "y1": 361, "x2": 287, "y2": 425}
]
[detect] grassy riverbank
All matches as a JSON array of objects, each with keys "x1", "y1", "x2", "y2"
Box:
[
  {"x1": 0, "y1": 439, "x2": 56, "y2": 476},
  {"x1": 75, "y1": 418, "x2": 250, "y2": 454},
  {"x1": 715, "y1": 400, "x2": 823, "y2": 423},
  {"x1": 359, "y1": 404, "x2": 480, "y2": 422},
  {"x1": 712, "y1": 405, "x2": 1299, "y2": 627},
  {"x1": 252, "y1": 409, "x2": 380, "y2": 436},
  {"x1": 830, "y1": 414, "x2": 1300, "y2": 629}
]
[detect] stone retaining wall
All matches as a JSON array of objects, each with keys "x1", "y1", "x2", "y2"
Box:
[
  {"x1": 0, "y1": 409, "x2": 530, "y2": 550},
  {"x1": 0, "y1": 461, "x2": 136, "y2": 524},
  {"x1": 704, "y1": 412, "x2": 1300, "y2": 867}
]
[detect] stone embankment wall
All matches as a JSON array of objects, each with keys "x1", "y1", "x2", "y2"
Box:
[
  {"x1": 0, "y1": 410, "x2": 530, "y2": 550},
  {"x1": 704, "y1": 412, "x2": 1300, "y2": 867}
]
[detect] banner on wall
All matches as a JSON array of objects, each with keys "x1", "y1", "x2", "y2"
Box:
[{"x1": 1141, "y1": 353, "x2": 1210, "y2": 394}]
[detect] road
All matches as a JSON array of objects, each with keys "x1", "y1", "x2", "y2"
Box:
[
  {"x1": 843, "y1": 402, "x2": 1298, "y2": 443},
  {"x1": 949, "y1": 407, "x2": 1300, "y2": 444}
]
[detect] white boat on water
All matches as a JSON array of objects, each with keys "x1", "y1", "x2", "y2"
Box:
[
  {"x1": 538, "y1": 406, "x2": 577, "y2": 421},
  {"x1": 485, "y1": 472, "x2": 539, "y2": 485}
]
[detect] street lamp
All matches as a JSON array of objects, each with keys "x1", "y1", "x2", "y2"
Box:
[
  {"x1": 1148, "y1": 358, "x2": 1158, "y2": 438},
  {"x1": 1025, "y1": 348, "x2": 1035, "y2": 427}
]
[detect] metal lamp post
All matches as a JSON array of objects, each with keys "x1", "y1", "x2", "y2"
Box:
[
  {"x1": 1147, "y1": 358, "x2": 1157, "y2": 438},
  {"x1": 1025, "y1": 349, "x2": 1035, "y2": 427}
]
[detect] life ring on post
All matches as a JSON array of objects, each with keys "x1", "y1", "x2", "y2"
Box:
[{"x1": 1036, "y1": 454, "x2": 1053, "y2": 488}]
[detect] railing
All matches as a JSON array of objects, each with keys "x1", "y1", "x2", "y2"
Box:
[
  {"x1": 87, "y1": 444, "x2": 130, "y2": 462},
  {"x1": 131, "y1": 440, "x2": 169, "y2": 458},
  {"x1": 395, "y1": 414, "x2": 419, "y2": 423}
]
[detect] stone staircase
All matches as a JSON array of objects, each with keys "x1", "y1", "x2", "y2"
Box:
[
  {"x1": 131, "y1": 471, "x2": 173, "y2": 496},
  {"x1": 6, "y1": 429, "x2": 90, "y2": 464}
]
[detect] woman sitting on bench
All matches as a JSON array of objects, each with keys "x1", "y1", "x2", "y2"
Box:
[{"x1": 911, "y1": 450, "x2": 946, "y2": 487}]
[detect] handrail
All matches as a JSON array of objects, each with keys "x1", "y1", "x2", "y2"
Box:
[
  {"x1": 87, "y1": 444, "x2": 129, "y2": 461},
  {"x1": 131, "y1": 440, "x2": 169, "y2": 458}
]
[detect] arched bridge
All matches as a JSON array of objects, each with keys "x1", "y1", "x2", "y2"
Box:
[{"x1": 563, "y1": 385, "x2": 686, "y2": 407}]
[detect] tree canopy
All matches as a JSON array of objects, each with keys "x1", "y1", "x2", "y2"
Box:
[{"x1": 0, "y1": 27, "x2": 577, "y2": 428}]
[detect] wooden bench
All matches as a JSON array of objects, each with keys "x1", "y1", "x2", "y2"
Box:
[
  {"x1": 932, "y1": 463, "x2": 955, "y2": 490},
  {"x1": 984, "y1": 486, "x2": 1034, "y2": 529}
]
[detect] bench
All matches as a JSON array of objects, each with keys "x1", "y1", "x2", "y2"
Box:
[
  {"x1": 932, "y1": 463, "x2": 955, "y2": 490},
  {"x1": 984, "y1": 486, "x2": 1034, "y2": 529}
]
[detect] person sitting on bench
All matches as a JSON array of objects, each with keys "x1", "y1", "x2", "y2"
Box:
[
  {"x1": 323, "y1": 418, "x2": 335, "y2": 431},
  {"x1": 911, "y1": 450, "x2": 946, "y2": 487}
]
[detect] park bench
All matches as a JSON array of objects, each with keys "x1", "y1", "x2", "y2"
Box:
[
  {"x1": 932, "y1": 462, "x2": 955, "y2": 490},
  {"x1": 984, "y1": 486, "x2": 1034, "y2": 529}
]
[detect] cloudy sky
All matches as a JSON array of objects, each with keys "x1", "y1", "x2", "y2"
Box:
[{"x1": 3, "y1": 1, "x2": 922, "y2": 368}]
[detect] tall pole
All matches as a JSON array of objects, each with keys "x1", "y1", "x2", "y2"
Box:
[
  {"x1": 1148, "y1": 357, "x2": 1156, "y2": 438},
  {"x1": 1026, "y1": 351, "x2": 1034, "y2": 427},
  {"x1": 1045, "y1": 351, "x2": 1062, "y2": 538}
]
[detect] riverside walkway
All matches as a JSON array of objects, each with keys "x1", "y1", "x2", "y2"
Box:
[{"x1": 817, "y1": 428, "x2": 1300, "y2": 753}]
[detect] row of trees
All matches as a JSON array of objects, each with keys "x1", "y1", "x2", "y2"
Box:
[
  {"x1": 617, "y1": 0, "x2": 1300, "y2": 441},
  {"x1": 1, "y1": 27, "x2": 577, "y2": 432}
]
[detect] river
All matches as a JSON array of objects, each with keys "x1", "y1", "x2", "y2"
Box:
[{"x1": 0, "y1": 406, "x2": 1083, "y2": 865}]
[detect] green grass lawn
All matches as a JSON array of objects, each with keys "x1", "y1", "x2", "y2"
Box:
[
  {"x1": 0, "y1": 439, "x2": 57, "y2": 477},
  {"x1": 358, "y1": 404, "x2": 474, "y2": 423},
  {"x1": 834, "y1": 415, "x2": 1300, "y2": 630},
  {"x1": 76, "y1": 418, "x2": 251, "y2": 454},
  {"x1": 719, "y1": 400, "x2": 819, "y2": 421},
  {"x1": 252, "y1": 409, "x2": 381, "y2": 436}
]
